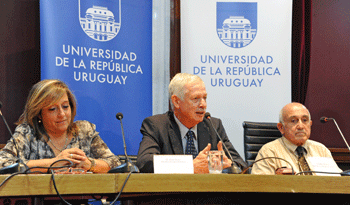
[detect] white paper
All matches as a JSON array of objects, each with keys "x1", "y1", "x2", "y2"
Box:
[
  {"x1": 153, "y1": 155, "x2": 194, "y2": 174},
  {"x1": 308, "y1": 157, "x2": 341, "y2": 176}
]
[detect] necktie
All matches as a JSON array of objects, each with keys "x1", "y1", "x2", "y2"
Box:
[
  {"x1": 296, "y1": 146, "x2": 311, "y2": 175},
  {"x1": 185, "y1": 130, "x2": 198, "y2": 158}
]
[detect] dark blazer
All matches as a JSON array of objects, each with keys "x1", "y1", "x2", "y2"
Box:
[{"x1": 136, "y1": 111, "x2": 247, "y2": 173}]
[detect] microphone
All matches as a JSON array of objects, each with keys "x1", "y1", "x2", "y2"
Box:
[
  {"x1": 204, "y1": 112, "x2": 241, "y2": 174},
  {"x1": 108, "y1": 112, "x2": 139, "y2": 173},
  {"x1": 0, "y1": 101, "x2": 13, "y2": 137},
  {"x1": 320, "y1": 116, "x2": 334, "y2": 123},
  {"x1": 320, "y1": 116, "x2": 350, "y2": 152},
  {"x1": 0, "y1": 101, "x2": 21, "y2": 174}
]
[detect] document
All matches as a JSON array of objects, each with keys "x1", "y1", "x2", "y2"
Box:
[
  {"x1": 308, "y1": 157, "x2": 341, "y2": 176},
  {"x1": 153, "y1": 155, "x2": 194, "y2": 174}
]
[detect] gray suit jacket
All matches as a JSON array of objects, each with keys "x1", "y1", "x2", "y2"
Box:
[{"x1": 136, "y1": 111, "x2": 247, "y2": 173}]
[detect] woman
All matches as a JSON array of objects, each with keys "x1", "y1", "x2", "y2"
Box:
[{"x1": 0, "y1": 79, "x2": 121, "y2": 173}]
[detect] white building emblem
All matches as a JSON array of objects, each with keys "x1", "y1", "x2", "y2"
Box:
[
  {"x1": 217, "y1": 2, "x2": 257, "y2": 48},
  {"x1": 217, "y1": 16, "x2": 257, "y2": 48},
  {"x1": 79, "y1": 0, "x2": 121, "y2": 42}
]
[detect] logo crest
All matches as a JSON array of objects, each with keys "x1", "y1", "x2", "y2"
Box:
[
  {"x1": 217, "y1": 2, "x2": 257, "y2": 48},
  {"x1": 79, "y1": 0, "x2": 121, "y2": 42}
]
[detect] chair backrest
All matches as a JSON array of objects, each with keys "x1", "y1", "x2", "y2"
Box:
[{"x1": 243, "y1": 121, "x2": 282, "y2": 166}]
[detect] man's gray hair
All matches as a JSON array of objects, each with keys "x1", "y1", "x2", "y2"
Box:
[{"x1": 168, "y1": 73, "x2": 203, "y2": 109}]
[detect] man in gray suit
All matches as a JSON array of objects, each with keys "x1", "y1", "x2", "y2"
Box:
[{"x1": 136, "y1": 73, "x2": 247, "y2": 173}]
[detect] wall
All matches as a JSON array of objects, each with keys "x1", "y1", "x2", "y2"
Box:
[
  {"x1": 0, "y1": 0, "x2": 40, "y2": 142},
  {"x1": 305, "y1": 0, "x2": 350, "y2": 148}
]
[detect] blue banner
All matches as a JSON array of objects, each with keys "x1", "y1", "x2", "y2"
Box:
[{"x1": 40, "y1": 0, "x2": 152, "y2": 155}]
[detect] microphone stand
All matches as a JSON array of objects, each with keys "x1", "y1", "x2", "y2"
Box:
[
  {"x1": 0, "y1": 111, "x2": 13, "y2": 136},
  {"x1": 205, "y1": 113, "x2": 242, "y2": 174},
  {"x1": 320, "y1": 116, "x2": 350, "y2": 176},
  {"x1": 108, "y1": 113, "x2": 139, "y2": 173},
  {"x1": 321, "y1": 116, "x2": 350, "y2": 152},
  {"x1": 332, "y1": 119, "x2": 350, "y2": 152},
  {"x1": 0, "y1": 103, "x2": 21, "y2": 174},
  {"x1": 330, "y1": 118, "x2": 350, "y2": 176}
]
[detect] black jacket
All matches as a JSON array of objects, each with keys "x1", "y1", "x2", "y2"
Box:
[{"x1": 136, "y1": 111, "x2": 247, "y2": 173}]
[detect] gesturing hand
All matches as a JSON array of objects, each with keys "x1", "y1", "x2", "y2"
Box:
[
  {"x1": 193, "y1": 143, "x2": 211, "y2": 174},
  {"x1": 217, "y1": 141, "x2": 233, "y2": 169}
]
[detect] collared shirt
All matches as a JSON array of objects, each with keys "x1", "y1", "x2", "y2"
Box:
[
  {"x1": 173, "y1": 114, "x2": 198, "y2": 153},
  {"x1": 251, "y1": 137, "x2": 342, "y2": 175}
]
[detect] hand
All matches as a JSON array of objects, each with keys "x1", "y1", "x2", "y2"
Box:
[
  {"x1": 217, "y1": 141, "x2": 233, "y2": 169},
  {"x1": 193, "y1": 143, "x2": 211, "y2": 174},
  {"x1": 55, "y1": 148, "x2": 91, "y2": 170},
  {"x1": 275, "y1": 167, "x2": 293, "y2": 175}
]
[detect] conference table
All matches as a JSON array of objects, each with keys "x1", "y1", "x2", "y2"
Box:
[{"x1": 1, "y1": 173, "x2": 350, "y2": 204}]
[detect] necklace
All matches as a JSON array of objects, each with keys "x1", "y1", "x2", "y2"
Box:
[{"x1": 49, "y1": 135, "x2": 68, "y2": 152}]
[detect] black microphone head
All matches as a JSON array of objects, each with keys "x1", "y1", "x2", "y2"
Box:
[
  {"x1": 320, "y1": 116, "x2": 334, "y2": 123},
  {"x1": 204, "y1": 112, "x2": 211, "y2": 119},
  {"x1": 320, "y1": 116, "x2": 327, "y2": 123},
  {"x1": 0, "y1": 101, "x2": 2, "y2": 109},
  {"x1": 116, "y1": 112, "x2": 123, "y2": 120}
]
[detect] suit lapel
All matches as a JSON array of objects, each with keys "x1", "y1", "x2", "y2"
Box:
[
  {"x1": 167, "y1": 112, "x2": 184, "y2": 154},
  {"x1": 197, "y1": 120, "x2": 212, "y2": 152}
]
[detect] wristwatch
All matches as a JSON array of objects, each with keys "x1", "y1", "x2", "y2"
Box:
[{"x1": 88, "y1": 157, "x2": 96, "y2": 172}]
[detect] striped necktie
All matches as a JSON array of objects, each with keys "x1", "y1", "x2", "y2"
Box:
[
  {"x1": 185, "y1": 130, "x2": 198, "y2": 158},
  {"x1": 296, "y1": 146, "x2": 311, "y2": 175}
]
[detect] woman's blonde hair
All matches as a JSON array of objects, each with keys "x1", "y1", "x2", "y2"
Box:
[{"x1": 17, "y1": 79, "x2": 77, "y2": 141}]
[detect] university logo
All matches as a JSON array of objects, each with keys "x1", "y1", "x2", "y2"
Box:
[
  {"x1": 78, "y1": 0, "x2": 121, "y2": 42},
  {"x1": 217, "y1": 2, "x2": 257, "y2": 48}
]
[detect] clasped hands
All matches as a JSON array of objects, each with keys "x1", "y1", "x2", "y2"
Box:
[
  {"x1": 193, "y1": 141, "x2": 232, "y2": 174},
  {"x1": 54, "y1": 148, "x2": 92, "y2": 171}
]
